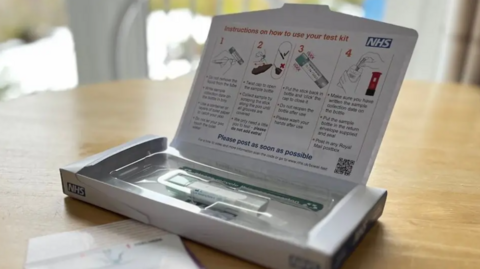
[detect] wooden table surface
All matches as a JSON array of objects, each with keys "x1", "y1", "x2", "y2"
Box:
[{"x1": 1, "y1": 76, "x2": 480, "y2": 269}]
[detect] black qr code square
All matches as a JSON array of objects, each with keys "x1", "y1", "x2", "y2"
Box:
[{"x1": 334, "y1": 158, "x2": 355, "y2": 176}]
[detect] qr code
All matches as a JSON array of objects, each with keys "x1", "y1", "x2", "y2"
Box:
[{"x1": 334, "y1": 158, "x2": 355, "y2": 176}]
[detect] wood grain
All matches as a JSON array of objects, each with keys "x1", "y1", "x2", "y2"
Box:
[{"x1": 1, "y1": 77, "x2": 480, "y2": 269}]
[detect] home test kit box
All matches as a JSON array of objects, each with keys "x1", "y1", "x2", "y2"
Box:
[{"x1": 60, "y1": 4, "x2": 417, "y2": 269}]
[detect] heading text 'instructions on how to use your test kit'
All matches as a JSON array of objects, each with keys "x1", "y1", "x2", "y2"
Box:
[{"x1": 178, "y1": 24, "x2": 397, "y2": 182}]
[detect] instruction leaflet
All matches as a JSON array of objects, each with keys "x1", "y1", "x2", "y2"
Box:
[
  {"x1": 175, "y1": 22, "x2": 413, "y2": 183},
  {"x1": 24, "y1": 220, "x2": 202, "y2": 269}
]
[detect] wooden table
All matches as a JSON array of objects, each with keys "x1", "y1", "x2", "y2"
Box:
[{"x1": 1, "y1": 76, "x2": 480, "y2": 269}]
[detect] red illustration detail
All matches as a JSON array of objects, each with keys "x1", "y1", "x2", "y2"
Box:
[{"x1": 366, "y1": 72, "x2": 382, "y2": 96}]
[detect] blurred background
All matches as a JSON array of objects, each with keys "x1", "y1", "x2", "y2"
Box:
[{"x1": 0, "y1": 0, "x2": 475, "y2": 101}]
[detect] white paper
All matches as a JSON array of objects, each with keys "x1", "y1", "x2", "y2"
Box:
[
  {"x1": 25, "y1": 220, "x2": 201, "y2": 269},
  {"x1": 174, "y1": 13, "x2": 416, "y2": 184}
]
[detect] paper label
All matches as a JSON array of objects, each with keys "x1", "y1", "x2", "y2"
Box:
[
  {"x1": 176, "y1": 22, "x2": 413, "y2": 183},
  {"x1": 189, "y1": 181, "x2": 248, "y2": 200},
  {"x1": 180, "y1": 167, "x2": 324, "y2": 211}
]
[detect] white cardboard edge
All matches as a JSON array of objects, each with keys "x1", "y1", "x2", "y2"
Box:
[{"x1": 60, "y1": 135, "x2": 387, "y2": 269}]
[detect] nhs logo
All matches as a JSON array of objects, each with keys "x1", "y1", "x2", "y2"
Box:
[
  {"x1": 67, "y1": 182, "x2": 86, "y2": 197},
  {"x1": 366, "y1": 37, "x2": 392, "y2": 48}
]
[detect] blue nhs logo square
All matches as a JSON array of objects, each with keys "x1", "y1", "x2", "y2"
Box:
[{"x1": 366, "y1": 37, "x2": 392, "y2": 48}]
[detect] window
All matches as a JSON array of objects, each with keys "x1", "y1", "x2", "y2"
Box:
[{"x1": 1, "y1": 0, "x2": 390, "y2": 101}]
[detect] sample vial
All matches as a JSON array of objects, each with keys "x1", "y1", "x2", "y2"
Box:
[
  {"x1": 162, "y1": 172, "x2": 269, "y2": 215},
  {"x1": 229, "y1": 47, "x2": 244, "y2": 65},
  {"x1": 366, "y1": 72, "x2": 382, "y2": 96},
  {"x1": 295, "y1": 53, "x2": 329, "y2": 89}
]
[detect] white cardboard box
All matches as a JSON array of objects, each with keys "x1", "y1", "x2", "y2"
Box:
[{"x1": 60, "y1": 4, "x2": 417, "y2": 269}]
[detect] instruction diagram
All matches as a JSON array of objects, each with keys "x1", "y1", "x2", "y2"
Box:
[
  {"x1": 337, "y1": 52, "x2": 384, "y2": 95},
  {"x1": 271, "y1": 41, "x2": 292, "y2": 79},
  {"x1": 212, "y1": 47, "x2": 244, "y2": 75},
  {"x1": 365, "y1": 72, "x2": 382, "y2": 96},
  {"x1": 251, "y1": 49, "x2": 273, "y2": 75},
  {"x1": 251, "y1": 41, "x2": 292, "y2": 78},
  {"x1": 295, "y1": 53, "x2": 329, "y2": 89}
]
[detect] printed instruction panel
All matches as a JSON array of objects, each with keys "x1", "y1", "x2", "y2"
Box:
[{"x1": 177, "y1": 23, "x2": 405, "y2": 181}]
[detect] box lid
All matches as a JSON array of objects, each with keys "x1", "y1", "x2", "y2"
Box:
[{"x1": 171, "y1": 4, "x2": 417, "y2": 185}]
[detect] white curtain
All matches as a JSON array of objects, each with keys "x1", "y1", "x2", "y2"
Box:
[
  {"x1": 383, "y1": 0, "x2": 449, "y2": 82},
  {"x1": 438, "y1": 0, "x2": 480, "y2": 84},
  {"x1": 384, "y1": 0, "x2": 480, "y2": 85}
]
